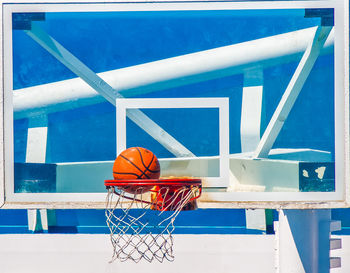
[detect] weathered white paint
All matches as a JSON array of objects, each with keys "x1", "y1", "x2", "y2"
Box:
[
  {"x1": 230, "y1": 158, "x2": 300, "y2": 192},
  {"x1": 245, "y1": 209, "x2": 267, "y2": 231}
]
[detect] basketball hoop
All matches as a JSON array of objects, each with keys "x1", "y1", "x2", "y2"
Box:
[{"x1": 104, "y1": 178, "x2": 202, "y2": 263}]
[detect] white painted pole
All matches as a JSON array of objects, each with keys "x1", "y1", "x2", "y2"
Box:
[
  {"x1": 25, "y1": 115, "x2": 50, "y2": 232},
  {"x1": 241, "y1": 68, "x2": 267, "y2": 231},
  {"x1": 241, "y1": 68, "x2": 264, "y2": 153},
  {"x1": 13, "y1": 27, "x2": 334, "y2": 120},
  {"x1": 25, "y1": 115, "x2": 48, "y2": 163}
]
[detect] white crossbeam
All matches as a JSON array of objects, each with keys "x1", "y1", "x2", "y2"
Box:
[
  {"x1": 25, "y1": 23, "x2": 194, "y2": 158},
  {"x1": 254, "y1": 26, "x2": 333, "y2": 158}
]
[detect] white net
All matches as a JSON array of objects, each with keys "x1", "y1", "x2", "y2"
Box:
[{"x1": 105, "y1": 184, "x2": 201, "y2": 263}]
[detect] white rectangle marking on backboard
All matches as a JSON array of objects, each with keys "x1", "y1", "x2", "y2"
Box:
[{"x1": 116, "y1": 98, "x2": 230, "y2": 188}]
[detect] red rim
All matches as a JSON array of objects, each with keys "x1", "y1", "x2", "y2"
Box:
[{"x1": 105, "y1": 178, "x2": 201, "y2": 187}]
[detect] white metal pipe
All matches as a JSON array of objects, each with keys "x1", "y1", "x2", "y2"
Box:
[{"x1": 13, "y1": 26, "x2": 334, "y2": 119}]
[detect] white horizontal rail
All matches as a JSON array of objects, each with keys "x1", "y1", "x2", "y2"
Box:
[{"x1": 13, "y1": 26, "x2": 334, "y2": 119}]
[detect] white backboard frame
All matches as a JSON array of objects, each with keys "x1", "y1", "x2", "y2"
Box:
[{"x1": 0, "y1": 0, "x2": 349, "y2": 209}]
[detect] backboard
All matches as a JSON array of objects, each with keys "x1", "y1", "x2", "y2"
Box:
[{"x1": 1, "y1": 0, "x2": 349, "y2": 209}]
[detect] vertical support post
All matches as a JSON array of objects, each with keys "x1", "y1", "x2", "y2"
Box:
[
  {"x1": 26, "y1": 115, "x2": 52, "y2": 232},
  {"x1": 25, "y1": 115, "x2": 48, "y2": 163},
  {"x1": 241, "y1": 68, "x2": 269, "y2": 231},
  {"x1": 275, "y1": 209, "x2": 339, "y2": 273},
  {"x1": 27, "y1": 209, "x2": 50, "y2": 232},
  {"x1": 241, "y1": 68, "x2": 264, "y2": 152}
]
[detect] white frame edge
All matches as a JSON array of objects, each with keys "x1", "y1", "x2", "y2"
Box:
[{"x1": 0, "y1": 3, "x2": 4, "y2": 208}]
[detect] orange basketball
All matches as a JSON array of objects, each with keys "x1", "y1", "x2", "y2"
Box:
[{"x1": 113, "y1": 147, "x2": 160, "y2": 193}]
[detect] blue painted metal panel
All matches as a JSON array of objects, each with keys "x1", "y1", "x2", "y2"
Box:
[
  {"x1": 0, "y1": 209, "x2": 265, "y2": 234},
  {"x1": 2, "y1": 209, "x2": 350, "y2": 235}
]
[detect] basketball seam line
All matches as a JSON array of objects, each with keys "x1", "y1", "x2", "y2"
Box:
[
  {"x1": 119, "y1": 154, "x2": 143, "y2": 172},
  {"x1": 137, "y1": 147, "x2": 154, "y2": 170},
  {"x1": 144, "y1": 153, "x2": 160, "y2": 174},
  {"x1": 119, "y1": 154, "x2": 150, "y2": 179},
  {"x1": 135, "y1": 147, "x2": 157, "y2": 178},
  {"x1": 113, "y1": 171, "x2": 142, "y2": 178},
  {"x1": 136, "y1": 147, "x2": 160, "y2": 173}
]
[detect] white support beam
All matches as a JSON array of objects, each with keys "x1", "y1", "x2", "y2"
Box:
[
  {"x1": 13, "y1": 27, "x2": 334, "y2": 120},
  {"x1": 246, "y1": 209, "x2": 267, "y2": 231},
  {"x1": 26, "y1": 115, "x2": 50, "y2": 231},
  {"x1": 241, "y1": 68, "x2": 267, "y2": 231},
  {"x1": 27, "y1": 209, "x2": 38, "y2": 232},
  {"x1": 25, "y1": 115, "x2": 48, "y2": 163},
  {"x1": 39, "y1": 209, "x2": 48, "y2": 231},
  {"x1": 241, "y1": 68, "x2": 264, "y2": 153},
  {"x1": 27, "y1": 209, "x2": 50, "y2": 232},
  {"x1": 25, "y1": 23, "x2": 194, "y2": 158},
  {"x1": 254, "y1": 26, "x2": 332, "y2": 158}
]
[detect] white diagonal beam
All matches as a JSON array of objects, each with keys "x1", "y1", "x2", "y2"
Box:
[
  {"x1": 25, "y1": 23, "x2": 194, "y2": 158},
  {"x1": 254, "y1": 26, "x2": 332, "y2": 158}
]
